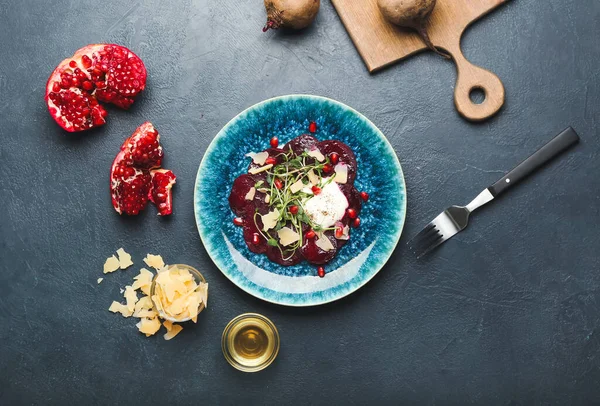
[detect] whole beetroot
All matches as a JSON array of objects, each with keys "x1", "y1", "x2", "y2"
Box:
[
  {"x1": 263, "y1": 0, "x2": 320, "y2": 31},
  {"x1": 377, "y1": 0, "x2": 450, "y2": 59}
]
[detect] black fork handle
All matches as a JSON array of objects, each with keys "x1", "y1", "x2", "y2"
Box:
[{"x1": 489, "y1": 127, "x2": 580, "y2": 197}]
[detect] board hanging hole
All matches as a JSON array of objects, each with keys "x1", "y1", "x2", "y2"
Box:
[{"x1": 469, "y1": 87, "x2": 486, "y2": 105}]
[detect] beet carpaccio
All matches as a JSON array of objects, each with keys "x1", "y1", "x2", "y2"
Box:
[{"x1": 229, "y1": 130, "x2": 369, "y2": 276}]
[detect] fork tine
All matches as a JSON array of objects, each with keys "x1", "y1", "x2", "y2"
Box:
[
  {"x1": 407, "y1": 223, "x2": 436, "y2": 248},
  {"x1": 409, "y1": 227, "x2": 442, "y2": 255},
  {"x1": 414, "y1": 233, "x2": 445, "y2": 258}
]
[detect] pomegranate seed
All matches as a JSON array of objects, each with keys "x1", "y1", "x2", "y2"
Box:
[
  {"x1": 233, "y1": 217, "x2": 244, "y2": 226},
  {"x1": 309, "y1": 121, "x2": 317, "y2": 133},
  {"x1": 322, "y1": 163, "x2": 333, "y2": 173},
  {"x1": 360, "y1": 191, "x2": 370, "y2": 202},
  {"x1": 352, "y1": 218, "x2": 361, "y2": 228},
  {"x1": 347, "y1": 208, "x2": 357, "y2": 219},
  {"x1": 335, "y1": 226, "x2": 344, "y2": 239},
  {"x1": 330, "y1": 153, "x2": 339, "y2": 165},
  {"x1": 270, "y1": 137, "x2": 279, "y2": 148},
  {"x1": 252, "y1": 233, "x2": 260, "y2": 245},
  {"x1": 69, "y1": 60, "x2": 77, "y2": 68},
  {"x1": 52, "y1": 82, "x2": 60, "y2": 92},
  {"x1": 289, "y1": 205, "x2": 298, "y2": 215},
  {"x1": 82, "y1": 81, "x2": 93, "y2": 91},
  {"x1": 312, "y1": 186, "x2": 321, "y2": 195},
  {"x1": 274, "y1": 178, "x2": 283, "y2": 189},
  {"x1": 265, "y1": 157, "x2": 277, "y2": 165},
  {"x1": 317, "y1": 267, "x2": 325, "y2": 278},
  {"x1": 81, "y1": 55, "x2": 92, "y2": 69},
  {"x1": 305, "y1": 230, "x2": 316, "y2": 239}
]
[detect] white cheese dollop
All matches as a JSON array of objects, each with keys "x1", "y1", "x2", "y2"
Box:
[{"x1": 303, "y1": 182, "x2": 348, "y2": 229}]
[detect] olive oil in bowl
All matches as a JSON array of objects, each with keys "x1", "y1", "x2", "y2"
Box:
[{"x1": 222, "y1": 313, "x2": 279, "y2": 372}]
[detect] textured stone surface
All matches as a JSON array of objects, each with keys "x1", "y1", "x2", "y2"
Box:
[{"x1": 1, "y1": 0, "x2": 599, "y2": 404}]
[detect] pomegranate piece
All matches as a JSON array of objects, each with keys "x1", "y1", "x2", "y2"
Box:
[
  {"x1": 149, "y1": 169, "x2": 177, "y2": 216},
  {"x1": 110, "y1": 122, "x2": 176, "y2": 216},
  {"x1": 111, "y1": 166, "x2": 151, "y2": 215},
  {"x1": 45, "y1": 44, "x2": 147, "y2": 132},
  {"x1": 126, "y1": 122, "x2": 163, "y2": 168}
]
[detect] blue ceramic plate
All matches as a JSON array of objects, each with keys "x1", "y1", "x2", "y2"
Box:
[{"x1": 194, "y1": 95, "x2": 406, "y2": 306}]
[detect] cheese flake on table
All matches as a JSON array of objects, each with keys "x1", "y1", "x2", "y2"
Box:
[
  {"x1": 116, "y1": 248, "x2": 134, "y2": 269},
  {"x1": 132, "y1": 268, "x2": 154, "y2": 296},
  {"x1": 124, "y1": 286, "x2": 138, "y2": 313},
  {"x1": 163, "y1": 323, "x2": 184, "y2": 340},
  {"x1": 143, "y1": 254, "x2": 165, "y2": 270},
  {"x1": 103, "y1": 255, "x2": 120, "y2": 274},
  {"x1": 109, "y1": 301, "x2": 133, "y2": 318},
  {"x1": 136, "y1": 317, "x2": 161, "y2": 337},
  {"x1": 97, "y1": 278, "x2": 104, "y2": 284}
]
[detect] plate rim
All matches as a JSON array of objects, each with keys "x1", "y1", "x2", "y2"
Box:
[{"x1": 194, "y1": 94, "x2": 407, "y2": 307}]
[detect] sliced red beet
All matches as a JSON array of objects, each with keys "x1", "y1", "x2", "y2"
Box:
[
  {"x1": 266, "y1": 244, "x2": 303, "y2": 266},
  {"x1": 301, "y1": 232, "x2": 338, "y2": 265},
  {"x1": 283, "y1": 134, "x2": 319, "y2": 155},
  {"x1": 229, "y1": 175, "x2": 257, "y2": 217},
  {"x1": 243, "y1": 219, "x2": 268, "y2": 254},
  {"x1": 317, "y1": 140, "x2": 357, "y2": 183}
]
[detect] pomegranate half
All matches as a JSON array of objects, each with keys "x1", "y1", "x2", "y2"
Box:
[{"x1": 45, "y1": 44, "x2": 147, "y2": 132}]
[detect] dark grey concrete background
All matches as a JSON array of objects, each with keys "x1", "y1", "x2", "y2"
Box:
[{"x1": 1, "y1": 0, "x2": 599, "y2": 404}]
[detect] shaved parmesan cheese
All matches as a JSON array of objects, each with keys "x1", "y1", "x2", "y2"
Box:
[
  {"x1": 249, "y1": 164, "x2": 273, "y2": 175},
  {"x1": 260, "y1": 208, "x2": 280, "y2": 232},
  {"x1": 97, "y1": 278, "x2": 104, "y2": 284},
  {"x1": 197, "y1": 283, "x2": 208, "y2": 309},
  {"x1": 333, "y1": 163, "x2": 348, "y2": 184},
  {"x1": 134, "y1": 296, "x2": 153, "y2": 312},
  {"x1": 163, "y1": 320, "x2": 173, "y2": 331},
  {"x1": 133, "y1": 309, "x2": 157, "y2": 318},
  {"x1": 103, "y1": 255, "x2": 120, "y2": 274},
  {"x1": 290, "y1": 179, "x2": 304, "y2": 194},
  {"x1": 307, "y1": 147, "x2": 325, "y2": 162},
  {"x1": 245, "y1": 187, "x2": 256, "y2": 201},
  {"x1": 152, "y1": 266, "x2": 208, "y2": 322},
  {"x1": 132, "y1": 268, "x2": 154, "y2": 296},
  {"x1": 124, "y1": 286, "x2": 138, "y2": 312},
  {"x1": 307, "y1": 169, "x2": 319, "y2": 185},
  {"x1": 143, "y1": 254, "x2": 165, "y2": 270},
  {"x1": 109, "y1": 301, "x2": 133, "y2": 317},
  {"x1": 164, "y1": 323, "x2": 183, "y2": 340},
  {"x1": 116, "y1": 248, "x2": 133, "y2": 269},
  {"x1": 315, "y1": 233, "x2": 335, "y2": 252},
  {"x1": 301, "y1": 186, "x2": 314, "y2": 195},
  {"x1": 136, "y1": 317, "x2": 161, "y2": 337},
  {"x1": 245, "y1": 151, "x2": 269, "y2": 165},
  {"x1": 277, "y1": 227, "x2": 300, "y2": 246},
  {"x1": 257, "y1": 188, "x2": 269, "y2": 193},
  {"x1": 264, "y1": 194, "x2": 270, "y2": 204}
]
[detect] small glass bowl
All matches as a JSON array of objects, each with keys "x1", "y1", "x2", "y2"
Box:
[
  {"x1": 222, "y1": 313, "x2": 280, "y2": 373},
  {"x1": 150, "y1": 264, "x2": 207, "y2": 323}
]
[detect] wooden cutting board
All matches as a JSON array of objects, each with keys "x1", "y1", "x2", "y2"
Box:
[{"x1": 331, "y1": 0, "x2": 511, "y2": 122}]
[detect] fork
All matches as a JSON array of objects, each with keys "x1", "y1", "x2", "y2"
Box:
[{"x1": 408, "y1": 127, "x2": 580, "y2": 258}]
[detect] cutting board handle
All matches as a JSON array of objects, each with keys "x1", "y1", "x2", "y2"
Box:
[{"x1": 443, "y1": 41, "x2": 505, "y2": 122}]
